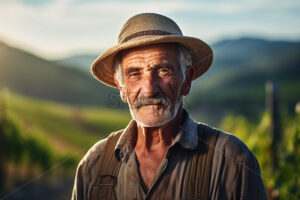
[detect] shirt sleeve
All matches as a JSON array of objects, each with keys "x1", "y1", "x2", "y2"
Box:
[
  {"x1": 237, "y1": 152, "x2": 268, "y2": 200},
  {"x1": 210, "y1": 133, "x2": 268, "y2": 200},
  {"x1": 71, "y1": 160, "x2": 85, "y2": 200}
]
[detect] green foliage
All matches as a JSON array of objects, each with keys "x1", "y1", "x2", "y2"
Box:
[
  {"x1": 4, "y1": 92, "x2": 130, "y2": 151},
  {"x1": 0, "y1": 91, "x2": 79, "y2": 172},
  {"x1": 220, "y1": 110, "x2": 300, "y2": 199},
  {"x1": 1, "y1": 113, "x2": 54, "y2": 170},
  {"x1": 0, "y1": 90, "x2": 130, "y2": 174},
  {"x1": 57, "y1": 154, "x2": 78, "y2": 170},
  {"x1": 274, "y1": 113, "x2": 300, "y2": 199}
]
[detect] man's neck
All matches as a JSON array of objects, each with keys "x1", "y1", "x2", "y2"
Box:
[{"x1": 133, "y1": 107, "x2": 183, "y2": 151}]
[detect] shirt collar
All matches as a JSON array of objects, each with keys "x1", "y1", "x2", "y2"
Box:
[{"x1": 114, "y1": 109, "x2": 199, "y2": 161}]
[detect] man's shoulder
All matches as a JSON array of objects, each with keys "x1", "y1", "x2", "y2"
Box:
[
  {"x1": 81, "y1": 138, "x2": 107, "y2": 164},
  {"x1": 216, "y1": 130, "x2": 253, "y2": 163},
  {"x1": 198, "y1": 124, "x2": 267, "y2": 199},
  {"x1": 72, "y1": 130, "x2": 124, "y2": 199},
  {"x1": 78, "y1": 129, "x2": 123, "y2": 174},
  {"x1": 198, "y1": 123, "x2": 254, "y2": 163}
]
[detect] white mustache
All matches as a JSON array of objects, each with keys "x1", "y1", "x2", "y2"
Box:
[{"x1": 132, "y1": 94, "x2": 171, "y2": 109}]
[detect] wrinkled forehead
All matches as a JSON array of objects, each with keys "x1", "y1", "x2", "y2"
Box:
[{"x1": 117, "y1": 43, "x2": 179, "y2": 64}]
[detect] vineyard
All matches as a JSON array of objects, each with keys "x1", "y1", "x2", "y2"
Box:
[
  {"x1": 220, "y1": 108, "x2": 300, "y2": 199},
  {"x1": 0, "y1": 90, "x2": 299, "y2": 199},
  {"x1": 0, "y1": 90, "x2": 130, "y2": 199}
]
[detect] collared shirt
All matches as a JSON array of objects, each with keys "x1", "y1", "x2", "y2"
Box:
[{"x1": 72, "y1": 110, "x2": 267, "y2": 200}]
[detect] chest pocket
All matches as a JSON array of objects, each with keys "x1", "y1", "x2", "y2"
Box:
[{"x1": 91, "y1": 175, "x2": 117, "y2": 200}]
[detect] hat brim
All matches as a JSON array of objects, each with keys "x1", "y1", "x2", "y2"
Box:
[{"x1": 91, "y1": 35, "x2": 213, "y2": 88}]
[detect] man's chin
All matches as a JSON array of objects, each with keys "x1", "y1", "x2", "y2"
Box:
[
  {"x1": 135, "y1": 117, "x2": 172, "y2": 127},
  {"x1": 130, "y1": 107, "x2": 174, "y2": 127}
]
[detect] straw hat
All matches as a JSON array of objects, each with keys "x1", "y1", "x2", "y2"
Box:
[{"x1": 91, "y1": 13, "x2": 213, "y2": 88}]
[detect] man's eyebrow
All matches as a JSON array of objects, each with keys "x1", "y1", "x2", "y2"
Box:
[
  {"x1": 153, "y1": 63, "x2": 174, "y2": 69},
  {"x1": 124, "y1": 67, "x2": 141, "y2": 75}
]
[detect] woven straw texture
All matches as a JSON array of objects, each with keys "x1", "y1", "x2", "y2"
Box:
[{"x1": 91, "y1": 13, "x2": 213, "y2": 88}]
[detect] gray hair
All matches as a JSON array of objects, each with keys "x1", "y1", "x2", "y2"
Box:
[{"x1": 114, "y1": 44, "x2": 192, "y2": 86}]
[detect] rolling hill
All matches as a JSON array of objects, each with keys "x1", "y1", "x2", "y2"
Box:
[
  {"x1": 0, "y1": 41, "x2": 117, "y2": 106},
  {"x1": 184, "y1": 38, "x2": 300, "y2": 123},
  {"x1": 54, "y1": 54, "x2": 98, "y2": 74}
]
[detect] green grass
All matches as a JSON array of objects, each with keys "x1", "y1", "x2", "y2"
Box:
[{"x1": 1, "y1": 90, "x2": 131, "y2": 155}]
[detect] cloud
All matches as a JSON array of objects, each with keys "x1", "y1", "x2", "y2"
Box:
[{"x1": 0, "y1": 0, "x2": 299, "y2": 58}]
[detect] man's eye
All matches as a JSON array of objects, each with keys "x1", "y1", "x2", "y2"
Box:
[
  {"x1": 128, "y1": 72, "x2": 140, "y2": 78},
  {"x1": 131, "y1": 72, "x2": 139, "y2": 76},
  {"x1": 158, "y1": 68, "x2": 171, "y2": 75}
]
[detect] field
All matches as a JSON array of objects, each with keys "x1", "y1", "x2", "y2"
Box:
[
  {"x1": 1, "y1": 90, "x2": 130, "y2": 155},
  {"x1": 0, "y1": 90, "x2": 131, "y2": 199}
]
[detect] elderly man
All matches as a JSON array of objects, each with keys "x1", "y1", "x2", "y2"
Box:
[{"x1": 72, "y1": 13, "x2": 267, "y2": 200}]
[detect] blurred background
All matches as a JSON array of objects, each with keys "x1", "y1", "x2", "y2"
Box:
[{"x1": 0, "y1": 0, "x2": 299, "y2": 199}]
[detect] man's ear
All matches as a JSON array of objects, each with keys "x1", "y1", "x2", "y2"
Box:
[
  {"x1": 114, "y1": 73, "x2": 127, "y2": 103},
  {"x1": 182, "y1": 66, "x2": 194, "y2": 96}
]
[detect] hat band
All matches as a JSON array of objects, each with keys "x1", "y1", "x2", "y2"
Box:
[{"x1": 121, "y1": 30, "x2": 172, "y2": 43}]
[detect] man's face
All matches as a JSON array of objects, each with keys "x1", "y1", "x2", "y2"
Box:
[{"x1": 115, "y1": 43, "x2": 192, "y2": 127}]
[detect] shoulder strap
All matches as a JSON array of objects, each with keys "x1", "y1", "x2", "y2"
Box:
[
  {"x1": 182, "y1": 124, "x2": 219, "y2": 200},
  {"x1": 90, "y1": 130, "x2": 123, "y2": 200}
]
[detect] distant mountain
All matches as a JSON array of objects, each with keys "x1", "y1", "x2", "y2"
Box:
[
  {"x1": 0, "y1": 41, "x2": 118, "y2": 106},
  {"x1": 55, "y1": 37, "x2": 300, "y2": 79},
  {"x1": 188, "y1": 37, "x2": 300, "y2": 123},
  {"x1": 212, "y1": 37, "x2": 299, "y2": 70},
  {"x1": 54, "y1": 54, "x2": 98, "y2": 74}
]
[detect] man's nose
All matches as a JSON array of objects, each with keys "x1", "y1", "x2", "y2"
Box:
[{"x1": 141, "y1": 72, "x2": 159, "y2": 97}]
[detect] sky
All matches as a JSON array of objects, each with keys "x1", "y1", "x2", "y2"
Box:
[{"x1": 0, "y1": 0, "x2": 299, "y2": 59}]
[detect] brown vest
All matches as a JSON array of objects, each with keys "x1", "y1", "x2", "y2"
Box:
[{"x1": 90, "y1": 124, "x2": 219, "y2": 200}]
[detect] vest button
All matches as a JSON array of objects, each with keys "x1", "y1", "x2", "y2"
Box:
[{"x1": 120, "y1": 152, "x2": 124, "y2": 159}]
